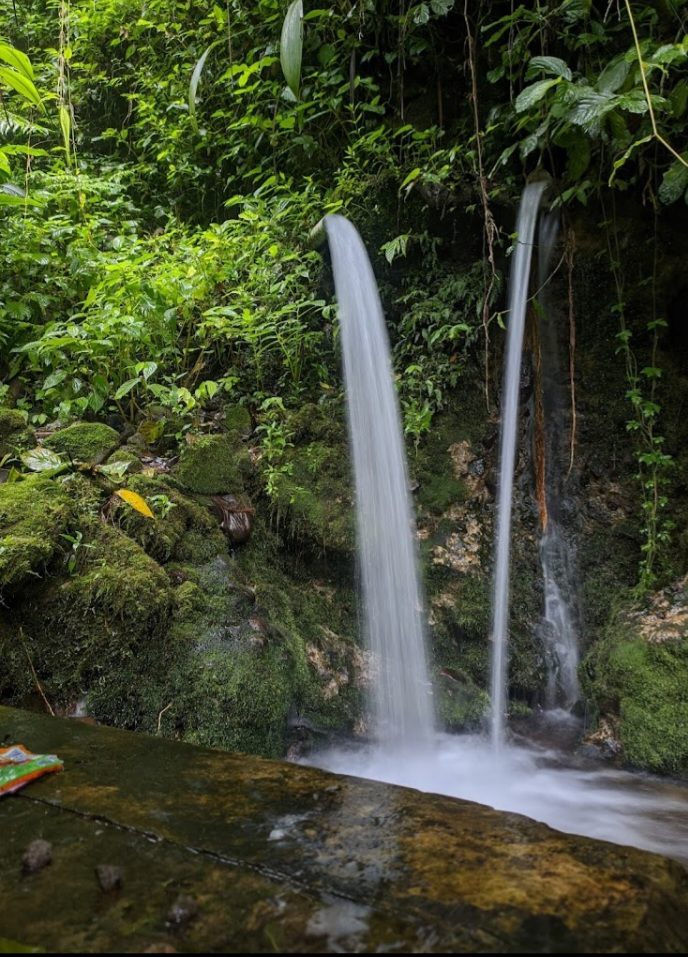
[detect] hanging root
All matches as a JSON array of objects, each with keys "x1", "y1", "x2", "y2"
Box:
[{"x1": 566, "y1": 228, "x2": 577, "y2": 478}]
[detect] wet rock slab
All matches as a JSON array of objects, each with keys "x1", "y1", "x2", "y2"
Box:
[{"x1": 0, "y1": 707, "x2": 687, "y2": 953}]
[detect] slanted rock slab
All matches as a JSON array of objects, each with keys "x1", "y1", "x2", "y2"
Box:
[{"x1": 0, "y1": 706, "x2": 686, "y2": 953}]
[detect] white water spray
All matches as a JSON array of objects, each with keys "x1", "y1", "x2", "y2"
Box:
[{"x1": 537, "y1": 210, "x2": 580, "y2": 710}]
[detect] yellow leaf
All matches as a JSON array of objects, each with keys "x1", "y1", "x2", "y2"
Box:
[{"x1": 115, "y1": 488, "x2": 154, "y2": 519}]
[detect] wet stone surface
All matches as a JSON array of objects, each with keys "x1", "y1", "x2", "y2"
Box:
[{"x1": 1, "y1": 706, "x2": 687, "y2": 953}]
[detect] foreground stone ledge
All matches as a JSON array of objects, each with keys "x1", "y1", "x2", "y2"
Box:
[{"x1": 0, "y1": 706, "x2": 687, "y2": 953}]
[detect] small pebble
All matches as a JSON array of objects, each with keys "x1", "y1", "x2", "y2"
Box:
[
  {"x1": 21, "y1": 839, "x2": 52, "y2": 875},
  {"x1": 96, "y1": 864, "x2": 124, "y2": 892},
  {"x1": 167, "y1": 894, "x2": 199, "y2": 926}
]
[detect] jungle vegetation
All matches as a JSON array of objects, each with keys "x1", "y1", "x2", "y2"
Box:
[{"x1": 2, "y1": 0, "x2": 688, "y2": 588}]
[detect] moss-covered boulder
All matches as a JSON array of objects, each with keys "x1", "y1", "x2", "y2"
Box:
[
  {"x1": 224, "y1": 403, "x2": 252, "y2": 437},
  {"x1": 158, "y1": 533, "x2": 362, "y2": 756},
  {"x1": 174, "y1": 434, "x2": 248, "y2": 495},
  {"x1": 0, "y1": 406, "x2": 34, "y2": 457},
  {"x1": 44, "y1": 422, "x2": 120, "y2": 463},
  {"x1": 11, "y1": 523, "x2": 174, "y2": 714},
  {"x1": 582, "y1": 580, "x2": 688, "y2": 775},
  {"x1": 263, "y1": 403, "x2": 354, "y2": 554},
  {"x1": 113, "y1": 473, "x2": 226, "y2": 563},
  {"x1": 0, "y1": 476, "x2": 73, "y2": 591}
]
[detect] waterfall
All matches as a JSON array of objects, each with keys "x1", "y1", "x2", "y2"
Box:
[
  {"x1": 324, "y1": 214, "x2": 435, "y2": 747},
  {"x1": 536, "y1": 213, "x2": 580, "y2": 710},
  {"x1": 490, "y1": 181, "x2": 547, "y2": 748}
]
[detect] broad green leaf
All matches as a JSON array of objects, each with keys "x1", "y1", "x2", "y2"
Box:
[
  {"x1": 617, "y1": 90, "x2": 650, "y2": 115},
  {"x1": 0, "y1": 66, "x2": 44, "y2": 110},
  {"x1": 527, "y1": 56, "x2": 572, "y2": 81},
  {"x1": 608, "y1": 134, "x2": 652, "y2": 185},
  {"x1": 189, "y1": 43, "x2": 213, "y2": 132},
  {"x1": 0, "y1": 184, "x2": 41, "y2": 207},
  {"x1": 564, "y1": 87, "x2": 616, "y2": 133},
  {"x1": 658, "y1": 157, "x2": 688, "y2": 204},
  {"x1": 0, "y1": 151, "x2": 9, "y2": 175},
  {"x1": 554, "y1": 127, "x2": 591, "y2": 179},
  {"x1": 670, "y1": 79, "x2": 688, "y2": 118},
  {"x1": 114, "y1": 377, "x2": 140, "y2": 400},
  {"x1": 1, "y1": 144, "x2": 48, "y2": 156},
  {"x1": 515, "y1": 78, "x2": 561, "y2": 113},
  {"x1": 20, "y1": 447, "x2": 65, "y2": 472},
  {"x1": 0, "y1": 42, "x2": 34, "y2": 80},
  {"x1": 280, "y1": 0, "x2": 303, "y2": 99},
  {"x1": 96, "y1": 461, "x2": 130, "y2": 481},
  {"x1": 597, "y1": 58, "x2": 630, "y2": 94},
  {"x1": 115, "y1": 488, "x2": 155, "y2": 519}
]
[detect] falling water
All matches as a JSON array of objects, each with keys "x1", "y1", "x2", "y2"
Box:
[
  {"x1": 324, "y1": 214, "x2": 434, "y2": 747},
  {"x1": 491, "y1": 180, "x2": 547, "y2": 748},
  {"x1": 536, "y1": 212, "x2": 580, "y2": 709},
  {"x1": 307, "y1": 204, "x2": 688, "y2": 869}
]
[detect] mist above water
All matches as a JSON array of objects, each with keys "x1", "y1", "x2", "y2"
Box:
[{"x1": 311, "y1": 723, "x2": 688, "y2": 865}]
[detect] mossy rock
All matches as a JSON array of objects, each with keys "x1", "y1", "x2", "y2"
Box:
[
  {"x1": 174, "y1": 434, "x2": 248, "y2": 495},
  {"x1": 113, "y1": 473, "x2": 225, "y2": 564},
  {"x1": 0, "y1": 476, "x2": 73, "y2": 591},
  {"x1": 12, "y1": 524, "x2": 174, "y2": 711},
  {"x1": 269, "y1": 440, "x2": 355, "y2": 553},
  {"x1": 224, "y1": 404, "x2": 252, "y2": 437},
  {"x1": 44, "y1": 422, "x2": 120, "y2": 464},
  {"x1": 0, "y1": 407, "x2": 34, "y2": 457},
  {"x1": 437, "y1": 668, "x2": 489, "y2": 730},
  {"x1": 582, "y1": 611, "x2": 688, "y2": 775}
]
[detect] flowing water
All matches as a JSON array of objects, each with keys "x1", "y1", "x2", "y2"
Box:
[
  {"x1": 537, "y1": 211, "x2": 581, "y2": 709},
  {"x1": 312, "y1": 726, "x2": 688, "y2": 865},
  {"x1": 309, "y1": 207, "x2": 688, "y2": 870},
  {"x1": 324, "y1": 214, "x2": 434, "y2": 747},
  {"x1": 491, "y1": 181, "x2": 547, "y2": 747}
]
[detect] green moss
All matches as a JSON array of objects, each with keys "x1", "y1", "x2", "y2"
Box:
[
  {"x1": 44, "y1": 422, "x2": 120, "y2": 463},
  {"x1": 417, "y1": 472, "x2": 467, "y2": 515},
  {"x1": 0, "y1": 476, "x2": 73, "y2": 590},
  {"x1": 583, "y1": 615, "x2": 688, "y2": 774},
  {"x1": 436, "y1": 668, "x2": 489, "y2": 730},
  {"x1": 173, "y1": 580, "x2": 206, "y2": 619},
  {"x1": 174, "y1": 434, "x2": 247, "y2": 495},
  {"x1": 0, "y1": 407, "x2": 33, "y2": 457},
  {"x1": 269, "y1": 440, "x2": 354, "y2": 553},
  {"x1": 224, "y1": 404, "x2": 252, "y2": 437},
  {"x1": 11, "y1": 523, "x2": 174, "y2": 714}
]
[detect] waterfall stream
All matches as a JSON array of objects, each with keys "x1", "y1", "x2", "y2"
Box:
[
  {"x1": 490, "y1": 181, "x2": 547, "y2": 747},
  {"x1": 536, "y1": 212, "x2": 581, "y2": 710},
  {"x1": 307, "y1": 204, "x2": 688, "y2": 869},
  {"x1": 324, "y1": 214, "x2": 434, "y2": 747}
]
